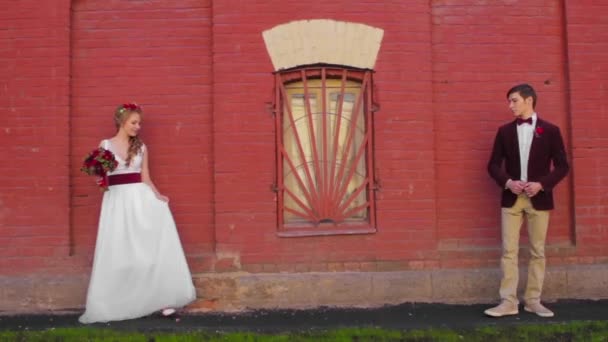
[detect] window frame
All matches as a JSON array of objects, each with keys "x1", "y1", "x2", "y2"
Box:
[{"x1": 273, "y1": 65, "x2": 378, "y2": 237}]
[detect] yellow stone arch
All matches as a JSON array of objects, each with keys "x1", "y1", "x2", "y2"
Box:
[{"x1": 262, "y1": 19, "x2": 384, "y2": 71}]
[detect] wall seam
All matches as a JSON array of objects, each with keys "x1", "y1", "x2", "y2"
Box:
[
  {"x1": 561, "y1": 0, "x2": 577, "y2": 246},
  {"x1": 67, "y1": 0, "x2": 75, "y2": 256}
]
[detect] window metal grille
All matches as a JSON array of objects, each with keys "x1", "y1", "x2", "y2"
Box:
[{"x1": 274, "y1": 66, "x2": 378, "y2": 237}]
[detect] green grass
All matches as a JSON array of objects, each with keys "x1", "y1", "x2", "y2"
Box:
[{"x1": 1, "y1": 321, "x2": 608, "y2": 341}]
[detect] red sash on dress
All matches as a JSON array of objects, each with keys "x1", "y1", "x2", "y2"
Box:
[{"x1": 108, "y1": 173, "x2": 142, "y2": 186}]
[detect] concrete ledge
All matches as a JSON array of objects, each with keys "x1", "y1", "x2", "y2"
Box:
[
  {"x1": 0, "y1": 274, "x2": 89, "y2": 313},
  {"x1": 1, "y1": 265, "x2": 607, "y2": 314}
]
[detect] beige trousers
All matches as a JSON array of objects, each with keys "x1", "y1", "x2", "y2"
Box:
[{"x1": 499, "y1": 194, "x2": 550, "y2": 305}]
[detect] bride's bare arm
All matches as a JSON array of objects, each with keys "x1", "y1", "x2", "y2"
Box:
[{"x1": 141, "y1": 146, "x2": 169, "y2": 202}]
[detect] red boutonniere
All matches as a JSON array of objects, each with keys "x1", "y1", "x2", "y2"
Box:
[{"x1": 535, "y1": 126, "x2": 544, "y2": 138}]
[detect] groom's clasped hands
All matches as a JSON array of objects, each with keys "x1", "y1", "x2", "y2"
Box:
[{"x1": 506, "y1": 180, "x2": 543, "y2": 197}]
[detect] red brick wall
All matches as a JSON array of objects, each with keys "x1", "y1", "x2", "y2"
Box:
[
  {"x1": 565, "y1": 1, "x2": 608, "y2": 256},
  {"x1": 212, "y1": 1, "x2": 439, "y2": 270},
  {"x1": 68, "y1": 1, "x2": 215, "y2": 273},
  {"x1": 1, "y1": 1, "x2": 71, "y2": 273},
  {"x1": 432, "y1": 1, "x2": 573, "y2": 253},
  {"x1": 1, "y1": 0, "x2": 607, "y2": 280}
]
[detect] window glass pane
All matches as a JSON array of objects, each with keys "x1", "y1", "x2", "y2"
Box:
[
  {"x1": 330, "y1": 93, "x2": 366, "y2": 220},
  {"x1": 283, "y1": 94, "x2": 317, "y2": 222},
  {"x1": 281, "y1": 76, "x2": 370, "y2": 226}
]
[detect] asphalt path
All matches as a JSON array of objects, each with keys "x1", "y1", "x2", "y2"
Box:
[{"x1": 1, "y1": 300, "x2": 607, "y2": 333}]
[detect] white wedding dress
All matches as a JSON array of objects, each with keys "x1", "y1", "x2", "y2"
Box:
[{"x1": 79, "y1": 140, "x2": 196, "y2": 324}]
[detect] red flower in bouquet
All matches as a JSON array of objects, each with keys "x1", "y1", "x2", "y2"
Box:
[{"x1": 80, "y1": 147, "x2": 118, "y2": 191}]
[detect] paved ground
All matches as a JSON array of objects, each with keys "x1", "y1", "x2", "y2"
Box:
[{"x1": 1, "y1": 299, "x2": 607, "y2": 333}]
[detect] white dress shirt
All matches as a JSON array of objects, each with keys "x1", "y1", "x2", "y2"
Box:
[{"x1": 518, "y1": 113, "x2": 537, "y2": 182}]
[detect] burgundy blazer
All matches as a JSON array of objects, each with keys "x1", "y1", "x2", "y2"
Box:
[{"x1": 487, "y1": 117, "x2": 569, "y2": 210}]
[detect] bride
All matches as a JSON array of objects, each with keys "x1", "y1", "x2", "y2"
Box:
[{"x1": 79, "y1": 103, "x2": 196, "y2": 323}]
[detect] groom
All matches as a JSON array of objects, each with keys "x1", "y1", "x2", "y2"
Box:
[{"x1": 485, "y1": 83, "x2": 569, "y2": 318}]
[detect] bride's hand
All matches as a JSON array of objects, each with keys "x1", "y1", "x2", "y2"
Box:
[
  {"x1": 156, "y1": 194, "x2": 169, "y2": 203},
  {"x1": 95, "y1": 176, "x2": 107, "y2": 187}
]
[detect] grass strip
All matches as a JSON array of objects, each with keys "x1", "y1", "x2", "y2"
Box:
[{"x1": 1, "y1": 320, "x2": 607, "y2": 341}]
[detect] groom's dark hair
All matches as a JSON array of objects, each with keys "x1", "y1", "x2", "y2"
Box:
[{"x1": 507, "y1": 83, "x2": 537, "y2": 108}]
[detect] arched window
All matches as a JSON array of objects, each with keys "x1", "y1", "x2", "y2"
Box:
[{"x1": 274, "y1": 66, "x2": 378, "y2": 236}]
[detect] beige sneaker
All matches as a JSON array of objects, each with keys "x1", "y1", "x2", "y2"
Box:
[
  {"x1": 524, "y1": 302, "x2": 555, "y2": 317},
  {"x1": 484, "y1": 301, "x2": 519, "y2": 317}
]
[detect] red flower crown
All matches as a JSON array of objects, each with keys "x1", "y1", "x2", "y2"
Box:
[{"x1": 119, "y1": 103, "x2": 141, "y2": 113}]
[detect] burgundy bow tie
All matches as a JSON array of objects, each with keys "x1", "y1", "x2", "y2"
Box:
[{"x1": 516, "y1": 117, "x2": 533, "y2": 125}]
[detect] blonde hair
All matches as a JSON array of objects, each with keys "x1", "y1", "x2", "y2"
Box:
[{"x1": 114, "y1": 104, "x2": 144, "y2": 167}]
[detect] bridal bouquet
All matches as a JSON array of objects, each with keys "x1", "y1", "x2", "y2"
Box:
[{"x1": 80, "y1": 147, "x2": 118, "y2": 191}]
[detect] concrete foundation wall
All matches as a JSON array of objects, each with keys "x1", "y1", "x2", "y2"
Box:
[{"x1": 2, "y1": 265, "x2": 606, "y2": 314}]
